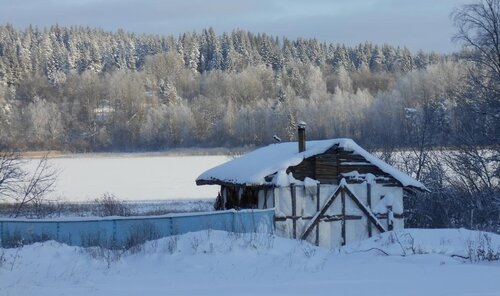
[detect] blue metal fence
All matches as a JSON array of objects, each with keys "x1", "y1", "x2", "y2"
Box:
[{"x1": 0, "y1": 209, "x2": 275, "y2": 248}]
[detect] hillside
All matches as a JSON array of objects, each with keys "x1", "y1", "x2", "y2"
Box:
[{"x1": 0, "y1": 25, "x2": 468, "y2": 152}]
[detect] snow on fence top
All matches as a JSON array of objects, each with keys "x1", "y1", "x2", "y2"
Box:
[{"x1": 196, "y1": 138, "x2": 427, "y2": 190}]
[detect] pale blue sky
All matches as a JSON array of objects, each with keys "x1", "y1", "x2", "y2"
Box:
[{"x1": 1, "y1": 0, "x2": 468, "y2": 52}]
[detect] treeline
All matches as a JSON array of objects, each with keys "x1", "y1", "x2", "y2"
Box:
[
  {"x1": 0, "y1": 24, "x2": 442, "y2": 86},
  {"x1": 0, "y1": 24, "x2": 469, "y2": 152}
]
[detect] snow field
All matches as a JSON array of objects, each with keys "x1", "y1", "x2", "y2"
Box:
[{"x1": 1, "y1": 229, "x2": 499, "y2": 296}]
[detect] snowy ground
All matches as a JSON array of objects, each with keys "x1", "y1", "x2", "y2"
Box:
[
  {"x1": 1, "y1": 228, "x2": 499, "y2": 296},
  {"x1": 25, "y1": 154, "x2": 229, "y2": 202}
]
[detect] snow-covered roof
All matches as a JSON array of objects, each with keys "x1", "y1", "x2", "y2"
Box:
[{"x1": 196, "y1": 139, "x2": 427, "y2": 190}]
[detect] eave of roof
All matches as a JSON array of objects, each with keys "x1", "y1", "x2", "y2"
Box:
[{"x1": 196, "y1": 138, "x2": 427, "y2": 191}]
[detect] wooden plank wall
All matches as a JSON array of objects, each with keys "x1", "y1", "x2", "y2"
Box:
[{"x1": 289, "y1": 146, "x2": 398, "y2": 185}]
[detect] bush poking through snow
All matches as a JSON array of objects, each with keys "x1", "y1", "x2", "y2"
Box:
[
  {"x1": 387, "y1": 232, "x2": 419, "y2": 256},
  {"x1": 83, "y1": 246, "x2": 123, "y2": 269},
  {"x1": 92, "y1": 193, "x2": 131, "y2": 217},
  {"x1": 2, "y1": 230, "x2": 53, "y2": 248},
  {"x1": 0, "y1": 250, "x2": 5, "y2": 268},
  {"x1": 77, "y1": 230, "x2": 281, "y2": 269},
  {"x1": 165, "y1": 236, "x2": 178, "y2": 254},
  {"x1": 190, "y1": 236, "x2": 201, "y2": 252},
  {"x1": 466, "y1": 233, "x2": 500, "y2": 262},
  {"x1": 126, "y1": 222, "x2": 160, "y2": 253},
  {"x1": 2, "y1": 231, "x2": 24, "y2": 248},
  {"x1": 345, "y1": 229, "x2": 500, "y2": 262},
  {"x1": 80, "y1": 231, "x2": 112, "y2": 248},
  {"x1": 299, "y1": 240, "x2": 317, "y2": 258}
]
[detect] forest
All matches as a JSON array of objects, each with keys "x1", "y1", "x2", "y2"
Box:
[
  {"x1": 0, "y1": 0, "x2": 499, "y2": 230},
  {"x1": 0, "y1": 24, "x2": 464, "y2": 151}
]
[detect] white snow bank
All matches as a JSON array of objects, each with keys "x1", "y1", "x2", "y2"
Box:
[
  {"x1": 304, "y1": 177, "x2": 319, "y2": 196},
  {"x1": 341, "y1": 171, "x2": 378, "y2": 183},
  {"x1": 272, "y1": 171, "x2": 302, "y2": 187},
  {"x1": 1, "y1": 229, "x2": 499, "y2": 296},
  {"x1": 343, "y1": 228, "x2": 500, "y2": 259},
  {"x1": 372, "y1": 193, "x2": 403, "y2": 214},
  {"x1": 197, "y1": 139, "x2": 426, "y2": 190}
]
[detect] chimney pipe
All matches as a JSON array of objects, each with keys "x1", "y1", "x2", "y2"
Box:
[{"x1": 297, "y1": 121, "x2": 306, "y2": 152}]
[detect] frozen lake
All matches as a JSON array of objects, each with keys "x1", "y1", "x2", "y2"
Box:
[{"x1": 27, "y1": 154, "x2": 229, "y2": 202}]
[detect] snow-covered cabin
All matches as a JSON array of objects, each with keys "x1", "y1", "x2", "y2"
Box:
[{"x1": 196, "y1": 125, "x2": 427, "y2": 248}]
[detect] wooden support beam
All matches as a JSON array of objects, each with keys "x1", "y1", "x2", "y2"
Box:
[
  {"x1": 312, "y1": 156, "x2": 317, "y2": 179},
  {"x1": 272, "y1": 185, "x2": 276, "y2": 208},
  {"x1": 238, "y1": 186, "x2": 243, "y2": 208},
  {"x1": 291, "y1": 184, "x2": 296, "y2": 239},
  {"x1": 367, "y1": 182, "x2": 372, "y2": 238},
  {"x1": 221, "y1": 186, "x2": 226, "y2": 210},
  {"x1": 275, "y1": 216, "x2": 299, "y2": 221},
  {"x1": 387, "y1": 206, "x2": 394, "y2": 231},
  {"x1": 343, "y1": 186, "x2": 386, "y2": 233},
  {"x1": 300, "y1": 185, "x2": 342, "y2": 240},
  {"x1": 321, "y1": 215, "x2": 363, "y2": 222},
  {"x1": 263, "y1": 187, "x2": 268, "y2": 209},
  {"x1": 375, "y1": 213, "x2": 403, "y2": 219},
  {"x1": 382, "y1": 184, "x2": 403, "y2": 187},
  {"x1": 341, "y1": 188, "x2": 346, "y2": 246},
  {"x1": 275, "y1": 214, "x2": 362, "y2": 221},
  {"x1": 315, "y1": 183, "x2": 320, "y2": 246}
]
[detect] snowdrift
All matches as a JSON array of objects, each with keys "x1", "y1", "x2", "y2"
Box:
[{"x1": 1, "y1": 229, "x2": 499, "y2": 296}]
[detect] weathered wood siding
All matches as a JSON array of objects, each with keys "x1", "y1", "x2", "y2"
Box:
[{"x1": 288, "y1": 146, "x2": 398, "y2": 185}]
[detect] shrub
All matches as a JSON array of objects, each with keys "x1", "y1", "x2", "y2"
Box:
[
  {"x1": 92, "y1": 193, "x2": 130, "y2": 217},
  {"x1": 125, "y1": 222, "x2": 159, "y2": 252},
  {"x1": 466, "y1": 233, "x2": 500, "y2": 262}
]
